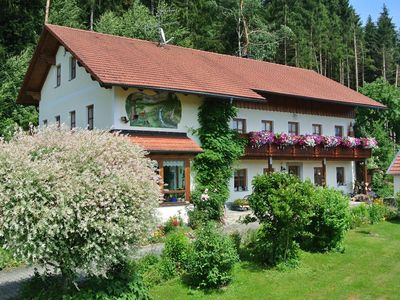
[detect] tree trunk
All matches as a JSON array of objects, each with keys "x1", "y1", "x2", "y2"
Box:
[
  {"x1": 90, "y1": 5, "x2": 94, "y2": 31},
  {"x1": 396, "y1": 64, "x2": 399, "y2": 88},
  {"x1": 353, "y1": 27, "x2": 359, "y2": 91},
  {"x1": 240, "y1": 0, "x2": 249, "y2": 57},
  {"x1": 319, "y1": 46, "x2": 323, "y2": 75},
  {"x1": 294, "y1": 43, "x2": 298, "y2": 67},
  {"x1": 45, "y1": 0, "x2": 50, "y2": 24},
  {"x1": 237, "y1": 1, "x2": 242, "y2": 57},
  {"x1": 284, "y1": 3, "x2": 287, "y2": 65},
  {"x1": 346, "y1": 55, "x2": 350, "y2": 88},
  {"x1": 339, "y1": 59, "x2": 344, "y2": 85},
  {"x1": 382, "y1": 47, "x2": 386, "y2": 81},
  {"x1": 361, "y1": 40, "x2": 365, "y2": 85}
]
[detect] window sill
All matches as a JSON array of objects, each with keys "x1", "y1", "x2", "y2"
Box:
[{"x1": 159, "y1": 201, "x2": 190, "y2": 207}]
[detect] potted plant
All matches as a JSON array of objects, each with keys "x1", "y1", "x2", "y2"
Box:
[{"x1": 232, "y1": 198, "x2": 250, "y2": 211}]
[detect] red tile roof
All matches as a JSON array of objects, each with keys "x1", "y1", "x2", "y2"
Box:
[
  {"x1": 128, "y1": 134, "x2": 202, "y2": 154},
  {"x1": 387, "y1": 152, "x2": 400, "y2": 175},
  {"x1": 18, "y1": 24, "x2": 385, "y2": 109}
]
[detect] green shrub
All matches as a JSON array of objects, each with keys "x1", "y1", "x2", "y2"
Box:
[
  {"x1": 247, "y1": 173, "x2": 314, "y2": 266},
  {"x1": 136, "y1": 254, "x2": 178, "y2": 288},
  {"x1": 185, "y1": 222, "x2": 239, "y2": 289},
  {"x1": 164, "y1": 215, "x2": 184, "y2": 235},
  {"x1": 0, "y1": 248, "x2": 22, "y2": 270},
  {"x1": 300, "y1": 188, "x2": 350, "y2": 252},
  {"x1": 188, "y1": 208, "x2": 208, "y2": 229},
  {"x1": 0, "y1": 128, "x2": 160, "y2": 281},
  {"x1": 368, "y1": 203, "x2": 388, "y2": 224},
  {"x1": 21, "y1": 261, "x2": 151, "y2": 300},
  {"x1": 350, "y1": 204, "x2": 370, "y2": 228},
  {"x1": 163, "y1": 230, "x2": 190, "y2": 269},
  {"x1": 233, "y1": 198, "x2": 249, "y2": 206},
  {"x1": 229, "y1": 231, "x2": 242, "y2": 254}
]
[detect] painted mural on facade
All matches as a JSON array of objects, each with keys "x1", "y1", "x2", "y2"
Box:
[{"x1": 125, "y1": 92, "x2": 182, "y2": 128}]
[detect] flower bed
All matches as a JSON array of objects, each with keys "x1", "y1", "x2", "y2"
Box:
[{"x1": 249, "y1": 131, "x2": 378, "y2": 149}]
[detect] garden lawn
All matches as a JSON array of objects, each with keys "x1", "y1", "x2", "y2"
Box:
[{"x1": 150, "y1": 220, "x2": 400, "y2": 300}]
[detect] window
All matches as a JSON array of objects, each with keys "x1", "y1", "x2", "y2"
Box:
[
  {"x1": 312, "y1": 124, "x2": 322, "y2": 135},
  {"x1": 163, "y1": 160, "x2": 185, "y2": 195},
  {"x1": 234, "y1": 169, "x2": 247, "y2": 192},
  {"x1": 87, "y1": 105, "x2": 94, "y2": 130},
  {"x1": 70, "y1": 57, "x2": 76, "y2": 80},
  {"x1": 314, "y1": 167, "x2": 324, "y2": 186},
  {"x1": 288, "y1": 122, "x2": 299, "y2": 135},
  {"x1": 70, "y1": 111, "x2": 76, "y2": 129},
  {"x1": 156, "y1": 158, "x2": 191, "y2": 203},
  {"x1": 56, "y1": 65, "x2": 61, "y2": 87},
  {"x1": 232, "y1": 118, "x2": 246, "y2": 134},
  {"x1": 336, "y1": 167, "x2": 345, "y2": 186},
  {"x1": 55, "y1": 115, "x2": 60, "y2": 128},
  {"x1": 288, "y1": 165, "x2": 301, "y2": 178},
  {"x1": 262, "y1": 120, "x2": 273, "y2": 132},
  {"x1": 335, "y1": 125, "x2": 343, "y2": 137},
  {"x1": 43, "y1": 119, "x2": 48, "y2": 126}
]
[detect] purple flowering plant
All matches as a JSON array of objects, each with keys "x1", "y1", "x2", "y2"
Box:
[{"x1": 249, "y1": 131, "x2": 378, "y2": 150}]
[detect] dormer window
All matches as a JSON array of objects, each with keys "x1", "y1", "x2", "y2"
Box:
[
  {"x1": 56, "y1": 65, "x2": 61, "y2": 87},
  {"x1": 70, "y1": 57, "x2": 76, "y2": 80}
]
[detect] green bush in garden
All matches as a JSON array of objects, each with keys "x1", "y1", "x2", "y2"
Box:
[
  {"x1": 349, "y1": 204, "x2": 370, "y2": 228},
  {"x1": 368, "y1": 203, "x2": 387, "y2": 223},
  {"x1": 0, "y1": 127, "x2": 160, "y2": 284},
  {"x1": 136, "y1": 254, "x2": 177, "y2": 288},
  {"x1": 163, "y1": 230, "x2": 190, "y2": 269},
  {"x1": 246, "y1": 173, "x2": 314, "y2": 266},
  {"x1": 185, "y1": 222, "x2": 239, "y2": 289},
  {"x1": 21, "y1": 261, "x2": 151, "y2": 300},
  {"x1": 299, "y1": 188, "x2": 350, "y2": 252}
]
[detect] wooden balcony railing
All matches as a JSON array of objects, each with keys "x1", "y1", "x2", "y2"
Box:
[{"x1": 243, "y1": 142, "x2": 372, "y2": 161}]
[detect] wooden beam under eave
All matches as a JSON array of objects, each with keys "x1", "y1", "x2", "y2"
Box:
[
  {"x1": 38, "y1": 53, "x2": 56, "y2": 65},
  {"x1": 26, "y1": 91, "x2": 41, "y2": 101}
]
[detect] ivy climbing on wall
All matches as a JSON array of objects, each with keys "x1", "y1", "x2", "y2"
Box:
[{"x1": 190, "y1": 98, "x2": 245, "y2": 225}]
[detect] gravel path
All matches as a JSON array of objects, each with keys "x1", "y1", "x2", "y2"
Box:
[{"x1": 0, "y1": 266, "x2": 46, "y2": 300}]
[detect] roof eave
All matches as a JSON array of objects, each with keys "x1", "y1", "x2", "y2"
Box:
[
  {"x1": 253, "y1": 89, "x2": 386, "y2": 110},
  {"x1": 110, "y1": 83, "x2": 267, "y2": 102}
]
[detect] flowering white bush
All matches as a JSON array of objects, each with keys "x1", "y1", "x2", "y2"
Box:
[{"x1": 0, "y1": 127, "x2": 160, "y2": 278}]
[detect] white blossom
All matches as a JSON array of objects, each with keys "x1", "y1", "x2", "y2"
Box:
[{"x1": 0, "y1": 126, "x2": 160, "y2": 277}]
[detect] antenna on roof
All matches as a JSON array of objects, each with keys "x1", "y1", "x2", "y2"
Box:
[{"x1": 159, "y1": 28, "x2": 174, "y2": 46}]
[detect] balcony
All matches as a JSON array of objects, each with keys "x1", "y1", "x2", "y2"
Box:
[{"x1": 243, "y1": 132, "x2": 374, "y2": 161}]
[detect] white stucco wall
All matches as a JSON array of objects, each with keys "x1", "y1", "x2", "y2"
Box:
[
  {"x1": 39, "y1": 46, "x2": 113, "y2": 129},
  {"x1": 113, "y1": 87, "x2": 203, "y2": 143},
  {"x1": 229, "y1": 159, "x2": 354, "y2": 202},
  {"x1": 234, "y1": 107, "x2": 354, "y2": 136},
  {"x1": 394, "y1": 176, "x2": 400, "y2": 196},
  {"x1": 155, "y1": 205, "x2": 189, "y2": 223}
]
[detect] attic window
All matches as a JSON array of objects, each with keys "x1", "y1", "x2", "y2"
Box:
[
  {"x1": 56, "y1": 65, "x2": 61, "y2": 87},
  {"x1": 70, "y1": 57, "x2": 76, "y2": 80}
]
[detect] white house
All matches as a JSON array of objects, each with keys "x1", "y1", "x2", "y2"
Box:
[
  {"x1": 387, "y1": 152, "x2": 400, "y2": 196},
  {"x1": 17, "y1": 25, "x2": 385, "y2": 220}
]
